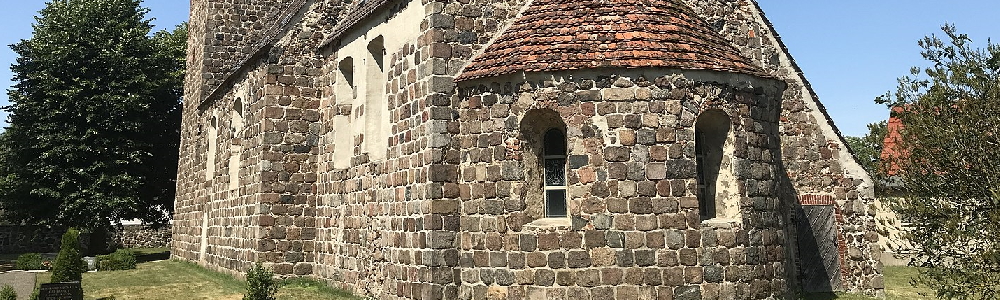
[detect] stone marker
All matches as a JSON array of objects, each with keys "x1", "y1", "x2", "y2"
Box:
[{"x1": 38, "y1": 282, "x2": 82, "y2": 300}]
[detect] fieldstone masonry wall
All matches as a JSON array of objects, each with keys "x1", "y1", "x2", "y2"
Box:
[
  {"x1": 112, "y1": 225, "x2": 172, "y2": 249},
  {"x1": 174, "y1": 0, "x2": 883, "y2": 299},
  {"x1": 0, "y1": 226, "x2": 64, "y2": 254},
  {"x1": 450, "y1": 71, "x2": 788, "y2": 299},
  {"x1": 682, "y1": 0, "x2": 883, "y2": 294},
  {"x1": 0, "y1": 225, "x2": 171, "y2": 254}
]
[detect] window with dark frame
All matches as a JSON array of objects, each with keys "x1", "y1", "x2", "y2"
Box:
[
  {"x1": 543, "y1": 128, "x2": 567, "y2": 217},
  {"x1": 695, "y1": 127, "x2": 711, "y2": 218}
]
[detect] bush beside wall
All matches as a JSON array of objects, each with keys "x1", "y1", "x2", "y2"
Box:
[{"x1": 97, "y1": 249, "x2": 137, "y2": 271}]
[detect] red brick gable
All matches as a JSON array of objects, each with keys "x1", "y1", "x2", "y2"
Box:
[
  {"x1": 455, "y1": 0, "x2": 767, "y2": 82},
  {"x1": 881, "y1": 106, "x2": 906, "y2": 175}
]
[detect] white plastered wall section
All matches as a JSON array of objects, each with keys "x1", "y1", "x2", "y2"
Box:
[
  {"x1": 229, "y1": 86, "x2": 249, "y2": 192},
  {"x1": 200, "y1": 110, "x2": 218, "y2": 263},
  {"x1": 328, "y1": 0, "x2": 424, "y2": 166}
]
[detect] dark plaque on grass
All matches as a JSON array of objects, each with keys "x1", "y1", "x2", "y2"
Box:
[{"x1": 38, "y1": 281, "x2": 83, "y2": 300}]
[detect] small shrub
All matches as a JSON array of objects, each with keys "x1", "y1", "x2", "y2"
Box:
[
  {"x1": 96, "y1": 255, "x2": 110, "y2": 271},
  {"x1": 96, "y1": 249, "x2": 137, "y2": 271},
  {"x1": 0, "y1": 285, "x2": 16, "y2": 300},
  {"x1": 51, "y1": 228, "x2": 86, "y2": 283},
  {"x1": 15, "y1": 253, "x2": 45, "y2": 270},
  {"x1": 243, "y1": 262, "x2": 278, "y2": 300}
]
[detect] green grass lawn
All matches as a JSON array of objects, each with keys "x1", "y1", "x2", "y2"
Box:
[
  {"x1": 26, "y1": 247, "x2": 932, "y2": 300},
  {"x1": 801, "y1": 266, "x2": 935, "y2": 300},
  {"x1": 36, "y1": 259, "x2": 358, "y2": 300}
]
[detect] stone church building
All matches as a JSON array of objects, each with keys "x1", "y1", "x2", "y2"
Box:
[{"x1": 172, "y1": 0, "x2": 884, "y2": 299}]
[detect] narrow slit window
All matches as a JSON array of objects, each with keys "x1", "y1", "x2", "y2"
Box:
[
  {"x1": 228, "y1": 99, "x2": 244, "y2": 191},
  {"x1": 543, "y1": 129, "x2": 567, "y2": 217},
  {"x1": 337, "y1": 57, "x2": 355, "y2": 103},
  {"x1": 696, "y1": 127, "x2": 708, "y2": 217},
  {"x1": 365, "y1": 36, "x2": 388, "y2": 160}
]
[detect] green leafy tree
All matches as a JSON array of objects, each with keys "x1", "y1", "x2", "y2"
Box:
[
  {"x1": 0, "y1": 0, "x2": 185, "y2": 228},
  {"x1": 844, "y1": 121, "x2": 888, "y2": 180},
  {"x1": 877, "y1": 24, "x2": 1000, "y2": 299},
  {"x1": 51, "y1": 228, "x2": 86, "y2": 283}
]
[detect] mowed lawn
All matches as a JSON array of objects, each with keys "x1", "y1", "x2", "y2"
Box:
[
  {"x1": 25, "y1": 249, "x2": 930, "y2": 300},
  {"x1": 36, "y1": 259, "x2": 359, "y2": 300},
  {"x1": 801, "y1": 266, "x2": 935, "y2": 300}
]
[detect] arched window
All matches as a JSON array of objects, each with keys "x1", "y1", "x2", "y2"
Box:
[
  {"x1": 230, "y1": 98, "x2": 244, "y2": 137},
  {"x1": 332, "y1": 57, "x2": 355, "y2": 168},
  {"x1": 365, "y1": 36, "x2": 388, "y2": 160},
  {"x1": 337, "y1": 57, "x2": 355, "y2": 103},
  {"x1": 206, "y1": 115, "x2": 218, "y2": 181},
  {"x1": 543, "y1": 129, "x2": 567, "y2": 217},
  {"x1": 520, "y1": 109, "x2": 568, "y2": 221},
  {"x1": 228, "y1": 99, "x2": 244, "y2": 191},
  {"x1": 695, "y1": 110, "x2": 732, "y2": 219}
]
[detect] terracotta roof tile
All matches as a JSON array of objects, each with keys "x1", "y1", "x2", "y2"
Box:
[{"x1": 456, "y1": 0, "x2": 767, "y2": 82}]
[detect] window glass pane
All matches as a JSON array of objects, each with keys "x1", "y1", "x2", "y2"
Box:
[
  {"x1": 544, "y1": 129, "x2": 566, "y2": 156},
  {"x1": 546, "y1": 189, "x2": 567, "y2": 217},
  {"x1": 545, "y1": 158, "x2": 566, "y2": 186}
]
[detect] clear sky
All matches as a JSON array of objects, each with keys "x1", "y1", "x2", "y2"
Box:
[
  {"x1": 757, "y1": 1, "x2": 1000, "y2": 136},
  {"x1": 1, "y1": 1, "x2": 998, "y2": 137}
]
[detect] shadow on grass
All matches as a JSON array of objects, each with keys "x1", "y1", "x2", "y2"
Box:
[
  {"x1": 280, "y1": 277, "x2": 361, "y2": 299},
  {"x1": 135, "y1": 251, "x2": 170, "y2": 263},
  {"x1": 800, "y1": 292, "x2": 883, "y2": 300},
  {"x1": 125, "y1": 248, "x2": 171, "y2": 263},
  {"x1": 801, "y1": 293, "x2": 839, "y2": 300}
]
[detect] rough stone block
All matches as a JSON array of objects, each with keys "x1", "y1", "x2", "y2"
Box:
[
  {"x1": 605, "y1": 146, "x2": 631, "y2": 162},
  {"x1": 646, "y1": 163, "x2": 667, "y2": 180},
  {"x1": 629, "y1": 197, "x2": 654, "y2": 214},
  {"x1": 674, "y1": 286, "x2": 700, "y2": 300},
  {"x1": 527, "y1": 252, "x2": 547, "y2": 268},
  {"x1": 635, "y1": 249, "x2": 656, "y2": 267},
  {"x1": 556, "y1": 270, "x2": 576, "y2": 286},
  {"x1": 663, "y1": 160, "x2": 696, "y2": 178},
  {"x1": 567, "y1": 250, "x2": 592, "y2": 268},
  {"x1": 591, "y1": 248, "x2": 616, "y2": 267},
  {"x1": 534, "y1": 269, "x2": 555, "y2": 286},
  {"x1": 603, "y1": 88, "x2": 635, "y2": 101},
  {"x1": 684, "y1": 266, "x2": 703, "y2": 284},
  {"x1": 602, "y1": 268, "x2": 623, "y2": 285}
]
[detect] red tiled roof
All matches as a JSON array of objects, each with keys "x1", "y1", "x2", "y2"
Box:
[{"x1": 455, "y1": 0, "x2": 767, "y2": 82}]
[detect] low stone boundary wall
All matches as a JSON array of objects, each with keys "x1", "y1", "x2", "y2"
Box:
[
  {"x1": 0, "y1": 224, "x2": 172, "y2": 254},
  {"x1": 0, "y1": 225, "x2": 64, "y2": 254},
  {"x1": 111, "y1": 224, "x2": 171, "y2": 249}
]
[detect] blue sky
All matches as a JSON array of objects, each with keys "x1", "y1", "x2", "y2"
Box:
[{"x1": 1, "y1": 1, "x2": 999, "y2": 136}]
